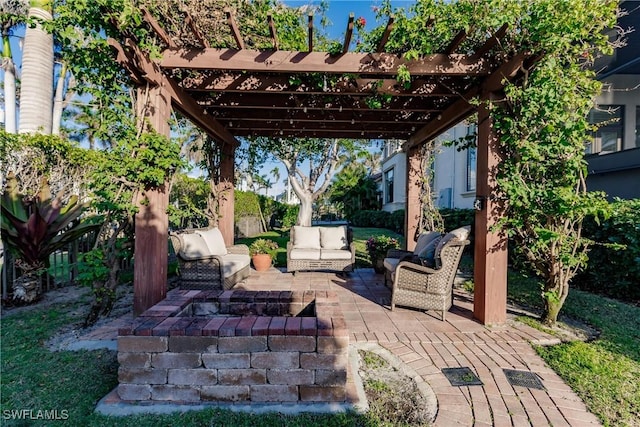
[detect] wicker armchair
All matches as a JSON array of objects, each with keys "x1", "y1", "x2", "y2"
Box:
[
  {"x1": 169, "y1": 229, "x2": 251, "y2": 290},
  {"x1": 390, "y1": 238, "x2": 469, "y2": 321}
]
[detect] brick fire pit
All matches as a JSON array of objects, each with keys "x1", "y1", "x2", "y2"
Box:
[{"x1": 116, "y1": 289, "x2": 349, "y2": 404}]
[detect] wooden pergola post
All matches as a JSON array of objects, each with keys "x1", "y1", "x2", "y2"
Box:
[
  {"x1": 217, "y1": 143, "x2": 235, "y2": 245},
  {"x1": 405, "y1": 146, "x2": 422, "y2": 251},
  {"x1": 473, "y1": 94, "x2": 508, "y2": 325},
  {"x1": 133, "y1": 84, "x2": 171, "y2": 316}
]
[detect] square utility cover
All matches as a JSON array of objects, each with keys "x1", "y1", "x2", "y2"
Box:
[
  {"x1": 503, "y1": 369, "x2": 545, "y2": 390},
  {"x1": 441, "y1": 367, "x2": 483, "y2": 386}
]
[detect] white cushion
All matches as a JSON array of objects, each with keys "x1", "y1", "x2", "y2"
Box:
[
  {"x1": 320, "y1": 226, "x2": 348, "y2": 249},
  {"x1": 320, "y1": 249, "x2": 352, "y2": 260},
  {"x1": 195, "y1": 228, "x2": 227, "y2": 256},
  {"x1": 179, "y1": 233, "x2": 211, "y2": 260},
  {"x1": 413, "y1": 231, "x2": 442, "y2": 255},
  {"x1": 289, "y1": 248, "x2": 321, "y2": 260},
  {"x1": 383, "y1": 257, "x2": 400, "y2": 272},
  {"x1": 220, "y1": 254, "x2": 250, "y2": 278},
  {"x1": 292, "y1": 226, "x2": 321, "y2": 249}
]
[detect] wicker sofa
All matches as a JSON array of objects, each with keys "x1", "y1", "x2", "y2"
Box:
[
  {"x1": 287, "y1": 225, "x2": 355, "y2": 273},
  {"x1": 169, "y1": 228, "x2": 251, "y2": 290},
  {"x1": 388, "y1": 226, "x2": 470, "y2": 321}
]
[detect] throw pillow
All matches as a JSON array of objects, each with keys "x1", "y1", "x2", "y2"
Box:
[
  {"x1": 320, "y1": 226, "x2": 348, "y2": 249},
  {"x1": 434, "y1": 225, "x2": 471, "y2": 263},
  {"x1": 417, "y1": 235, "x2": 442, "y2": 268},
  {"x1": 179, "y1": 232, "x2": 210, "y2": 260},
  {"x1": 292, "y1": 226, "x2": 321, "y2": 249},
  {"x1": 413, "y1": 231, "x2": 442, "y2": 255},
  {"x1": 195, "y1": 228, "x2": 227, "y2": 256}
]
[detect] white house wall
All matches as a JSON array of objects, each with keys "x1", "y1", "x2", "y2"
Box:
[
  {"x1": 381, "y1": 150, "x2": 407, "y2": 212},
  {"x1": 432, "y1": 124, "x2": 476, "y2": 209}
]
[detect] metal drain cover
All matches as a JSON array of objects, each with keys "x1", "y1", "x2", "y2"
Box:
[
  {"x1": 442, "y1": 367, "x2": 483, "y2": 386},
  {"x1": 503, "y1": 369, "x2": 545, "y2": 390}
]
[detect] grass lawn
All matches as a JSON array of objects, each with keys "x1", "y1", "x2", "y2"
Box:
[
  {"x1": 237, "y1": 227, "x2": 404, "y2": 269},
  {"x1": 507, "y1": 272, "x2": 640, "y2": 426}
]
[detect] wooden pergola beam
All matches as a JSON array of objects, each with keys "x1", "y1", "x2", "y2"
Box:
[
  {"x1": 267, "y1": 13, "x2": 279, "y2": 50},
  {"x1": 198, "y1": 94, "x2": 443, "y2": 112},
  {"x1": 109, "y1": 37, "x2": 239, "y2": 147},
  {"x1": 185, "y1": 12, "x2": 210, "y2": 48},
  {"x1": 160, "y1": 49, "x2": 491, "y2": 76},
  {"x1": 406, "y1": 52, "x2": 529, "y2": 147},
  {"x1": 444, "y1": 29, "x2": 467, "y2": 54},
  {"x1": 141, "y1": 6, "x2": 176, "y2": 48},
  {"x1": 377, "y1": 15, "x2": 395, "y2": 53},
  {"x1": 225, "y1": 8, "x2": 244, "y2": 49},
  {"x1": 343, "y1": 13, "x2": 354, "y2": 53},
  {"x1": 179, "y1": 74, "x2": 459, "y2": 97},
  {"x1": 211, "y1": 109, "x2": 425, "y2": 123},
  {"x1": 472, "y1": 23, "x2": 508, "y2": 59}
]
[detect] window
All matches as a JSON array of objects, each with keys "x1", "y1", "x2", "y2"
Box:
[
  {"x1": 466, "y1": 147, "x2": 477, "y2": 192},
  {"x1": 384, "y1": 168, "x2": 394, "y2": 203},
  {"x1": 587, "y1": 105, "x2": 624, "y2": 154}
]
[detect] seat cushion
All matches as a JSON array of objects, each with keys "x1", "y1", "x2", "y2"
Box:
[
  {"x1": 292, "y1": 226, "x2": 321, "y2": 249},
  {"x1": 179, "y1": 233, "x2": 211, "y2": 260},
  {"x1": 383, "y1": 257, "x2": 400, "y2": 272},
  {"x1": 195, "y1": 228, "x2": 227, "y2": 256},
  {"x1": 220, "y1": 254, "x2": 250, "y2": 278},
  {"x1": 413, "y1": 231, "x2": 442, "y2": 255},
  {"x1": 320, "y1": 226, "x2": 348, "y2": 249},
  {"x1": 320, "y1": 249, "x2": 352, "y2": 260},
  {"x1": 289, "y1": 248, "x2": 321, "y2": 260}
]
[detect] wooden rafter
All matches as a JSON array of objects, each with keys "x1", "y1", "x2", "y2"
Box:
[
  {"x1": 377, "y1": 15, "x2": 395, "y2": 53},
  {"x1": 177, "y1": 74, "x2": 460, "y2": 97},
  {"x1": 108, "y1": 37, "x2": 238, "y2": 147},
  {"x1": 197, "y1": 93, "x2": 446, "y2": 111},
  {"x1": 210, "y1": 109, "x2": 426, "y2": 123},
  {"x1": 225, "y1": 8, "x2": 244, "y2": 49},
  {"x1": 444, "y1": 29, "x2": 467, "y2": 54},
  {"x1": 472, "y1": 23, "x2": 508, "y2": 59},
  {"x1": 141, "y1": 6, "x2": 176, "y2": 48},
  {"x1": 185, "y1": 12, "x2": 210, "y2": 48},
  {"x1": 308, "y1": 13, "x2": 313, "y2": 52},
  {"x1": 343, "y1": 13, "x2": 354, "y2": 53},
  {"x1": 160, "y1": 49, "x2": 491, "y2": 76},
  {"x1": 407, "y1": 52, "x2": 530, "y2": 148},
  {"x1": 267, "y1": 13, "x2": 278, "y2": 50}
]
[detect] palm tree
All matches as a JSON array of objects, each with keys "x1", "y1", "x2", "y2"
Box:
[
  {"x1": 1, "y1": 0, "x2": 28, "y2": 133},
  {"x1": 18, "y1": 0, "x2": 53, "y2": 134}
]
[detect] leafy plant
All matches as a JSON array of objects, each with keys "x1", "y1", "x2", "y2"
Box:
[
  {"x1": 249, "y1": 238, "x2": 279, "y2": 258},
  {"x1": 1, "y1": 172, "x2": 100, "y2": 301},
  {"x1": 366, "y1": 235, "x2": 400, "y2": 261}
]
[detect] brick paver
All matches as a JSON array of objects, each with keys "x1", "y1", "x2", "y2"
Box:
[{"x1": 78, "y1": 267, "x2": 601, "y2": 426}]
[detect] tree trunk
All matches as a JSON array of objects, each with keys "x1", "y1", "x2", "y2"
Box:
[
  {"x1": 18, "y1": 5, "x2": 54, "y2": 134},
  {"x1": 51, "y1": 63, "x2": 67, "y2": 135},
  {"x1": 2, "y1": 36, "x2": 17, "y2": 133},
  {"x1": 297, "y1": 194, "x2": 313, "y2": 226}
]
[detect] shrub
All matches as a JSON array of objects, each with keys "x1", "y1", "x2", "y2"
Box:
[
  {"x1": 389, "y1": 209, "x2": 405, "y2": 235},
  {"x1": 439, "y1": 208, "x2": 474, "y2": 231},
  {"x1": 575, "y1": 199, "x2": 640, "y2": 301},
  {"x1": 366, "y1": 235, "x2": 400, "y2": 261}
]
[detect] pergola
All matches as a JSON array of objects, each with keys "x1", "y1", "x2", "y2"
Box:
[{"x1": 110, "y1": 6, "x2": 540, "y2": 325}]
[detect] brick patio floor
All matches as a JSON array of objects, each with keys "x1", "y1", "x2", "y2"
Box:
[{"x1": 83, "y1": 268, "x2": 602, "y2": 426}]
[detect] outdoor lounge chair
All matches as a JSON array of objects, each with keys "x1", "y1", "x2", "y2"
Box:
[
  {"x1": 169, "y1": 228, "x2": 251, "y2": 290},
  {"x1": 390, "y1": 226, "x2": 470, "y2": 321}
]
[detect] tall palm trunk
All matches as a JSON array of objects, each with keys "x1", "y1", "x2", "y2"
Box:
[
  {"x1": 1, "y1": 35, "x2": 17, "y2": 133},
  {"x1": 18, "y1": 3, "x2": 53, "y2": 134}
]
